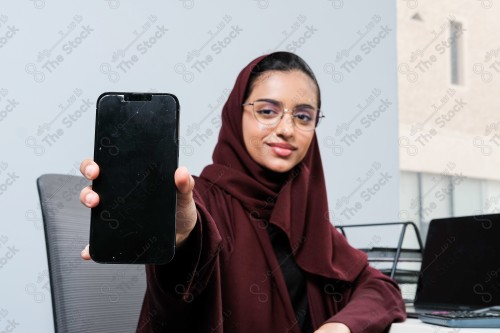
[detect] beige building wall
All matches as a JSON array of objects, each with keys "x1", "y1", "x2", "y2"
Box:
[{"x1": 398, "y1": 0, "x2": 500, "y2": 181}]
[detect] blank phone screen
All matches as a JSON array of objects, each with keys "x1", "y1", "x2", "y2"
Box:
[{"x1": 90, "y1": 93, "x2": 178, "y2": 264}]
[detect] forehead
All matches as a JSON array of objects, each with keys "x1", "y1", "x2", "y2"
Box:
[{"x1": 249, "y1": 70, "x2": 318, "y2": 105}]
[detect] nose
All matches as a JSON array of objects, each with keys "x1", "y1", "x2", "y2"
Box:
[{"x1": 274, "y1": 110, "x2": 294, "y2": 137}]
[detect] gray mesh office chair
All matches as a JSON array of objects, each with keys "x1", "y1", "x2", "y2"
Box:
[{"x1": 37, "y1": 174, "x2": 147, "y2": 333}]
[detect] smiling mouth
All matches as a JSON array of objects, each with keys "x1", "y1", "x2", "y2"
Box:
[{"x1": 267, "y1": 142, "x2": 296, "y2": 157}]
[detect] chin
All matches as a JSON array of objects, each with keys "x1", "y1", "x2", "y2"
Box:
[{"x1": 264, "y1": 160, "x2": 295, "y2": 173}]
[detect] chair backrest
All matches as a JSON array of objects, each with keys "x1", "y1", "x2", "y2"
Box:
[{"x1": 37, "y1": 174, "x2": 146, "y2": 333}]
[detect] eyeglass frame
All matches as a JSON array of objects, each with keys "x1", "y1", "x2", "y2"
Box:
[{"x1": 242, "y1": 99, "x2": 325, "y2": 131}]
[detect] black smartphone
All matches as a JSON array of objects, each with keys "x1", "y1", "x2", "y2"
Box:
[{"x1": 90, "y1": 92, "x2": 179, "y2": 264}]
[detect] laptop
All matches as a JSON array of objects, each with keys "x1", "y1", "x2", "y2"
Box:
[{"x1": 406, "y1": 213, "x2": 500, "y2": 318}]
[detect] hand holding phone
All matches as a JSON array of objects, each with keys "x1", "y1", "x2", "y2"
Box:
[
  {"x1": 80, "y1": 162, "x2": 198, "y2": 260},
  {"x1": 88, "y1": 92, "x2": 182, "y2": 264}
]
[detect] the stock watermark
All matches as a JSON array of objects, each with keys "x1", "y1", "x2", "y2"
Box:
[
  {"x1": 265, "y1": 15, "x2": 316, "y2": 54},
  {"x1": 473, "y1": 121, "x2": 500, "y2": 156},
  {"x1": 473, "y1": 47, "x2": 500, "y2": 83},
  {"x1": 0, "y1": 307, "x2": 20, "y2": 333},
  {"x1": 179, "y1": 0, "x2": 195, "y2": 9},
  {"x1": 24, "y1": 88, "x2": 90, "y2": 156},
  {"x1": 100, "y1": 15, "x2": 166, "y2": 82},
  {"x1": 399, "y1": 14, "x2": 463, "y2": 84},
  {"x1": 408, "y1": 162, "x2": 466, "y2": 221},
  {"x1": 249, "y1": 235, "x2": 306, "y2": 304},
  {"x1": 181, "y1": 87, "x2": 230, "y2": 155},
  {"x1": 104, "y1": 0, "x2": 120, "y2": 9},
  {"x1": 175, "y1": 14, "x2": 241, "y2": 82},
  {"x1": 30, "y1": 0, "x2": 46, "y2": 9},
  {"x1": 0, "y1": 14, "x2": 20, "y2": 51},
  {"x1": 0, "y1": 234, "x2": 20, "y2": 271},
  {"x1": 26, "y1": 235, "x2": 85, "y2": 303},
  {"x1": 25, "y1": 161, "x2": 82, "y2": 231},
  {"x1": 482, "y1": 194, "x2": 500, "y2": 214},
  {"x1": 0, "y1": 162, "x2": 19, "y2": 198},
  {"x1": 210, "y1": 310, "x2": 232, "y2": 333},
  {"x1": 253, "y1": 0, "x2": 269, "y2": 9},
  {"x1": 100, "y1": 265, "x2": 145, "y2": 303},
  {"x1": 473, "y1": 267, "x2": 500, "y2": 304},
  {"x1": 400, "y1": 89, "x2": 466, "y2": 156},
  {"x1": 335, "y1": 161, "x2": 394, "y2": 221},
  {"x1": 25, "y1": 15, "x2": 94, "y2": 82},
  {"x1": 477, "y1": 0, "x2": 493, "y2": 9},
  {"x1": 327, "y1": 0, "x2": 344, "y2": 9},
  {"x1": 408, "y1": 88, "x2": 457, "y2": 137},
  {"x1": 401, "y1": 0, "x2": 418, "y2": 9},
  {"x1": 420, "y1": 235, "x2": 456, "y2": 276},
  {"x1": 324, "y1": 14, "x2": 391, "y2": 82},
  {"x1": 0, "y1": 89, "x2": 19, "y2": 124},
  {"x1": 25, "y1": 269, "x2": 50, "y2": 304},
  {"x1": 323, "y1": 87, "x2": 393, "y2": 154}
]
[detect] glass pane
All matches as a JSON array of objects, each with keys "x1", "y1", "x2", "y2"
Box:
[
  {"x1": 482, "y1": 179, "x2": 500, "y2": 214},
  {"x1": 399, "y1": 171, "x2": 421, "y2": 248},
  {"x1": 452, "y1": 176, "x2": 483, "y2": 216},
  {"x1": 419, "y1": 173, "x2": 452, "y2": 239}
]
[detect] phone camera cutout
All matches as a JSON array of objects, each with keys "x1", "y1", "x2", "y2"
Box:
[{"x1": 124, "y1": 93, "x2": 152, "y2": 101}]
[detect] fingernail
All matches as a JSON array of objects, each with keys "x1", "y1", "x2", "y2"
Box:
[
  {"x1": 85, "y1": 165, "x2": 94, "y2": 178},
  {"x1": 85, "y1": 192, "x2": 95, "y2": 205},
  {"x1": 81, "y1": 245, "x2": 88, "y2": 257}
]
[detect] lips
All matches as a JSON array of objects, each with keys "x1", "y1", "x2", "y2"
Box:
[{"x1": 267, "y1": 142, "x2": 297, "y2": 157}]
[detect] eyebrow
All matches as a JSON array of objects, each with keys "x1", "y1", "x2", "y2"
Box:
[{"x1": 254, "y1": 98, "x2": 316, "y2": 109}]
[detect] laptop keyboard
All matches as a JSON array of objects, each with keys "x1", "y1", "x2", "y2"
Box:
[{"x1": 419, "y1": 307, "x2": 500, "y2": 328}]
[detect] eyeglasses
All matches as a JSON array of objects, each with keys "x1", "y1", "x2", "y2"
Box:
[{"x1": 242, "y1": 100, "x2": 324, "y2": 131}]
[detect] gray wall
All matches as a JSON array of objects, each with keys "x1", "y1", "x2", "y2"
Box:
[{"x1": 0, "y1": 1, "x2": 398, "y2": 332}]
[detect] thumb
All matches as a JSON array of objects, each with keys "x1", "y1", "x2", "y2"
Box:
[{"x1": 175, "y1": 166, "x2": 195, "y2": 203}]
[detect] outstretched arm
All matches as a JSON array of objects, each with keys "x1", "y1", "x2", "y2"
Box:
[{"x1": 322, "y1": 265, "x2": 406, "y2": 333}]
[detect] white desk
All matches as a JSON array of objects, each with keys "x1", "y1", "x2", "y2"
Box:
[{"x1": 390, "y1": 318, "x2": 500, "y2": 332}]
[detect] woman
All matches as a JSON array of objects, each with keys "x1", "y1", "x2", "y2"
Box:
[{"x1": 80, "y1": 52, "x2": 406, "y2": 332}]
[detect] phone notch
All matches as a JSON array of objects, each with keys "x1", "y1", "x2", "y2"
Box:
[{"x1": 124, "y1": 93, "x2": 152, "y2": 102}]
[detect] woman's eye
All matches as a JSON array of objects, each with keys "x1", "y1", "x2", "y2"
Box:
[
  {"x1": 257, "y1": 108, "x2": 279, "y2": 116},
  {"x1": 294, "y1": 112, "x2": 313, "y2": 122}
]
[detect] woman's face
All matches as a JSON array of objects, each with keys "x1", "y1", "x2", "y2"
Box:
[{"x1": 242, "y1": 70, "x2": 318, "y2": 173}]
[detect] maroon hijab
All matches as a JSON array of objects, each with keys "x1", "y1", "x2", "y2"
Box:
[{"x1": 199, "y1": 53, "x2": 367, "y2": 282}]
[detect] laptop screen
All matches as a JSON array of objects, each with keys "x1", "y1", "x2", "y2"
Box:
[{"x1": 415, "y1": 213, "x2": 500, "y2": 310}]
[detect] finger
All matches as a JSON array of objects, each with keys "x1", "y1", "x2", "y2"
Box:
[
  {"x1": 81, "y1": 244, "x2": 91, "y2": 260},
  {"x1": 79, "y1": 185, "x2": 100, "y2": 208},
  {"x1": 80, "y1": 159, "x2": 100, "y2": 180},
  {"x1": 175, "y1": 166, "x2": 195, "y2": 195}
]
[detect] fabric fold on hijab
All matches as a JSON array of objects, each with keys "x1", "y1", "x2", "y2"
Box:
[{"x1": 199, "y1": 52, "x2": 367, "y2": 282}]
